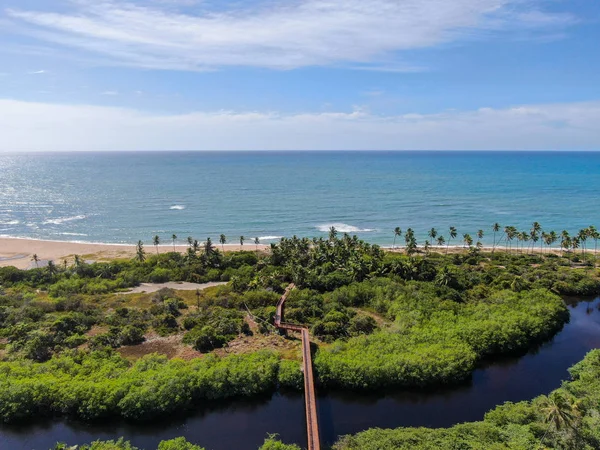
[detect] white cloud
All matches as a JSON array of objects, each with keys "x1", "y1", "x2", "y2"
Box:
[
  {"x1": 3, "y1": 0, "x2": 575, "y2": 71},
  {"x1": 27, "y1": 69, "x2": 46, "y2": 74},
  {"x1": 101, "y1": 90, "x2": 119, "y2": 96},
  {"x1": 0, "y1": 98, "x2": 598, "y2": 151}
]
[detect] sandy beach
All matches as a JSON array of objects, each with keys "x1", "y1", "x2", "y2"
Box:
[
  {"x1": 0, "y1": 238, "x2": 271, "y2": 269},
  {"x1": 0, "y1": 237, "x2": 575, "y2": 270}
]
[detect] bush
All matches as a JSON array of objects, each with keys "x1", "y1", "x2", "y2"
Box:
[
  {"x1": 158, "y1": 437, "x2": 205, "y2": 450},
  {"x1": 120, "y1": 325, "x2": 145, "y2": 346},
  {"x1": 0, "y1": 350, "x2": 280, "y2": 423},
  {"x1": 188, "y1": 326, "x2": 227, "y2": 352},
  {"x1": 278, "y1": 359, "x2": 303, "y2": 390}
]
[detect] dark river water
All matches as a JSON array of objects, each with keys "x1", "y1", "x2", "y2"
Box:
[{"x1": 1, "y1": 297, "x2": 599, "y2": 450}]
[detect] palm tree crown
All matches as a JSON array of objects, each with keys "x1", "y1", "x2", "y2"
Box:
[{"x1": 393, "y1": 227, "x2": 402, "y2": 249}]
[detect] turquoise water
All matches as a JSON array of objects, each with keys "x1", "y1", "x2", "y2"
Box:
[{"x1": 0, "y1": 151, "x2": 599, "y2": 246}]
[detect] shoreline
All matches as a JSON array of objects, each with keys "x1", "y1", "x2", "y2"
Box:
[
  {"x1": 0, "y1": 236, "x2": 585, "y2": 270},
  {"x1": 0, "y1": 237, "x2": 271, "y2": 269}
]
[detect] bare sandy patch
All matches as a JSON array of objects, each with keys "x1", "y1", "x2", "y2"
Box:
[{"x1": 123, "y1": 281, "x2": 227, "y2": 294}]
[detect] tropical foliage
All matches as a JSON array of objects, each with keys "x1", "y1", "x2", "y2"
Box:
[
  {"x1": 0, "y1": 350, "x2": 281, "y2": 423},
  {"x1": 333, "y1": 349, "x2": 600, "y2": 449},
  {"x1": 1, "y1": 227, "x2": 599, "y2": 429}
]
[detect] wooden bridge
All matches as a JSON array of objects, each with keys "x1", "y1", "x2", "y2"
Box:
[{"x1": 275, "y1": 283, "x2": 321, "y2": 450}]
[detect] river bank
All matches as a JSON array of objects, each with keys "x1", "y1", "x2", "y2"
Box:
[{"x1": 1, "y1": 297, "x2": 598, "y2": 450}]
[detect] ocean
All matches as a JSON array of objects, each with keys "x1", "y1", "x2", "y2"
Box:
[{"x1": 0, "y1": 151, "x2": 599, "y2": 247}]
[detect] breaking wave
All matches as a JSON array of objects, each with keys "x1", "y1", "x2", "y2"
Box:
[
  {"x1": 0, "y1": 220, "x2": 19, "y2": 226},
  {"x1": 170, "y1": 205, "x2": 186, "y2": 210},
  {"x1": 43, "y1": 215, "x2": 87, "y2": 225},
  {"x1": 317, "y1": 223, "x2": 376, "y2": 233},
  {"x1": 258, "y1": 236, "x2": 283, "y2": 241}
]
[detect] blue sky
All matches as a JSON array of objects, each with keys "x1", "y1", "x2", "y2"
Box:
[{"x1": 0, "y1": 0, "x2": 599, "y2": 151}]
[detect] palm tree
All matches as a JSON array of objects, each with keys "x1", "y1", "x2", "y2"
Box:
[
  {"x1": 560, "y1": 230, "x2": 570, "y2": 257},
  {"x1": 46, "y1": 260, "x2": 57, "y2": 278},
  {"x1": 572, "y1": 236, "x2": 580, "y2": 254},
  {"x1": 254, "y1": 237, "x2": 260, "y2": 252},
  {"x1": 135, "y1": 240, "x2": 146, "y2": 262},
  {"x1": 541, "y1": 231, "x2": 549, "y2": 254},
  {"x1": 588, "y1": 225, "x2": 599, "y2": 265},
  {"x1": 185, "y1": 247, "x2": 196, "y2": 265},
  {"x1": 192, "y1": 239, "x2": 200, "y2": 254},
  {"x1": 172, "y1": 234, "x2": 177, "y2": 252},
  {"x1": 516, "y1": 232, "x2": 523, "y2": 254},
  {"x1": 517, "y1": 231, "x2": 529, "y2": 254},
  {"x1": 462, "y1": 233, "x2": 472, "y2": 249},
  {"x1": 539, "y1": 391, "x2": 581, "y2": 434},
  {"x1": 153, "y1": 235, "x2": 160, "y2": 255},
  {"x1": 477, "y1": 229, "x2": 484, "y2": 244},
  {"x1": 219, "y1": 234, "x2": 227, "y2": 252},
  {"x1": 492, "y1": 223, "x2": 501, "y2": 253},
  {"x1": 204, "y1": 238, "x2": 215, "y2": 256},
  {"x1": 446, "y1": 226, "x2": 457, "y2": 254},
  {"x1": 578, "y1": 229, "x2": 588, "y2": 259},
  {"x1": 437, "y1": 236, "x2": 445, "y2": 248},
  {"x1": 530, "y1": 222, "x2": 542, "y2": 253},
  {"x1": 424, "y1": 240, "x2": 431, "y2": 255},
  {"x1": 549, "y1": 230, "x2": 558, "y2": 253},
  {"x1": 435, "y1": 266, "x2": 453, "y2": 287},
  {"x1": 328, "y1": 226, "x2": 337, "y2": 242},
  {"x1": 187, "y1": 236, "x2": 193, "y2": 248},
  {"x1": 393, "y1": 227, "x2": 402, "y2": 249},
  {"x1": 505, "y1": 226, "x2": 517, "y2": 254},
  {"x1": 503, "y1": 225, "x2": 511, "y2": 253},
  {"x1": 428, "y1": 228, "x2": 437, "y2": 244},
  {"x1": 31, "y1": 254, "x2": 39, "y2": 268},
  {"x1": 240, "y1": 235, "x2": 245, "y2": 247}
]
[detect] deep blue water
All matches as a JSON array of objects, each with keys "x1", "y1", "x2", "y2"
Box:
[{"x1": 1, "y1": 151, "x2": 599, "y2": 246}]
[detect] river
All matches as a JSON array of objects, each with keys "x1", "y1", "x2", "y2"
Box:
[{"x1": 1, "y1": 297, "x2": 599, "y2": 450}]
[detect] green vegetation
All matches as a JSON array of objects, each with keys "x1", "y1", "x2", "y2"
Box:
[
  {"x1": 0, "y1": 349, "x2": 280, "y2": 422},
  {"x1": 1, "y1": 225, "x2": 600, "y2": 426},
  {"x1": 333, "y1": 349, "x2": 600, "y2": 449},
  {"x1": 52, "y1": 435, "x2": 299, "y2": 450},
  {"x1": 47, "y1": 350, "x2": 600, "y2": 449},
  {"x1": 315, "y1": 282, "x2": 567, "y2": 389}
]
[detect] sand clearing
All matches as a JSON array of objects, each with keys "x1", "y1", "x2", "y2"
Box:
[{"x1": 124, "y1": 281, "x2": 226, "y2": 294}]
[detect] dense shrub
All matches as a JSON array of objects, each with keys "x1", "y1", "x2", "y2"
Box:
[
  {"x1": 315, "y1": 284, "x2": 567, "y2": 390},
  {"x1": 333, "y1": 350, "x2": 600, "y2": 450},
  {"x1": 278, "y1": 359, "x2": 303, "y2": 390},
  {"x1": 0, "y1": 350, "x2": 280, "y2": 423}
]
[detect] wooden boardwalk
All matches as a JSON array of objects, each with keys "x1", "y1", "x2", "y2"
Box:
[{"x1": 275, "y1": 284, "x2": 321, "y2": 450}]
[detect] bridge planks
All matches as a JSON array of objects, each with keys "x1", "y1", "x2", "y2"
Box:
[{"x1": 275, "y1": 284, "x2": 321, "y2": 450}]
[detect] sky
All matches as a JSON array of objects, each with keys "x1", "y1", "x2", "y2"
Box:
[{"x1": 0, "y1": 0, "x2": 599, "y2": 151}]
